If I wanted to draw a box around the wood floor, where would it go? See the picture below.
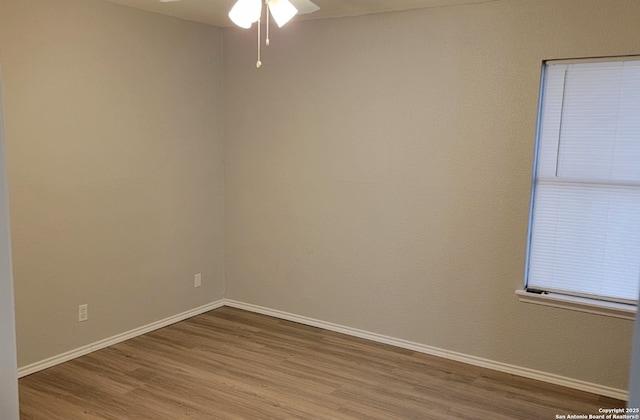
[19,307,624,419]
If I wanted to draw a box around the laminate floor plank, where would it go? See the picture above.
[19,306,625,419]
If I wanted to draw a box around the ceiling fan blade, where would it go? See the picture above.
[289,0,319,15]
[159,0,181,3]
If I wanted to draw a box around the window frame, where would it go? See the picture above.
[517,55,640,319]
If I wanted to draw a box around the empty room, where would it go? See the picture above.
[0,0,640,418]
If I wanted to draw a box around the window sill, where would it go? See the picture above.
[515,289,637,320]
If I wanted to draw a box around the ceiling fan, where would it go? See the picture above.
[159,0,320,68]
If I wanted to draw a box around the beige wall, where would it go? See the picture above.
[224,0,639,390]
[0,0,225,366]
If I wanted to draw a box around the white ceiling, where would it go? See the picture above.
[101,0,495,27]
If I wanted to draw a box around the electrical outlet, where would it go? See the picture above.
[78,304,88,322]
[194,273,202,288]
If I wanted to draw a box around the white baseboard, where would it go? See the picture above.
[223,299,629,401]
[18,298,629,401]
[17,300,224,378]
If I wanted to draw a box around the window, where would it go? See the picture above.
[520,57,640,318]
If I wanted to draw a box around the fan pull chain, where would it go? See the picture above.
[256,16,262,68]
[265,2,270,46]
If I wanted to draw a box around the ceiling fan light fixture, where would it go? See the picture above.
[289,0,320,15]
[228,0,262,29]
[268,0,298,28]
[225,0,318,67]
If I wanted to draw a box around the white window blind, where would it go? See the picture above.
[526,58,640,304]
